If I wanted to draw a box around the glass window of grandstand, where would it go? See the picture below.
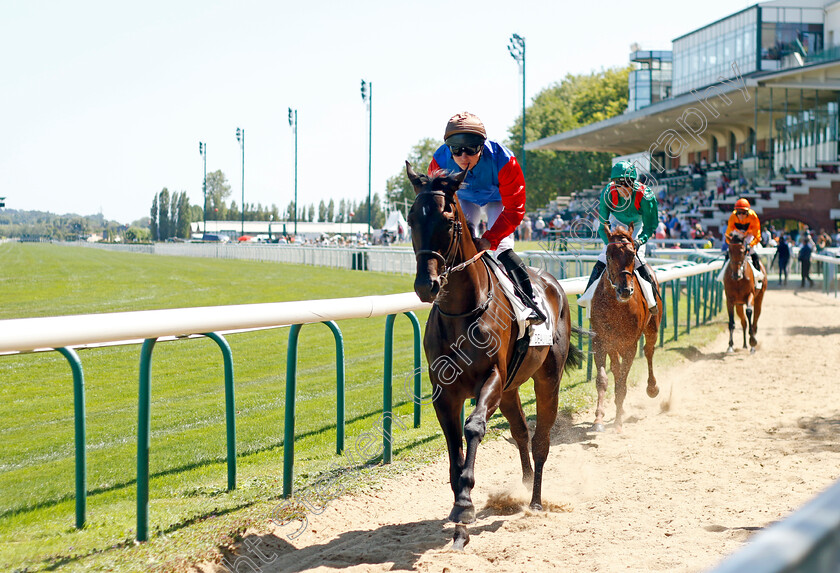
[760,6,823,70]
[672,7,757,96]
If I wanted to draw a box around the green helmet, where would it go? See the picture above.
[610,160,637,182]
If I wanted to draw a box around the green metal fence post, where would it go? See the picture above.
[673,278,680,341]
[403,311,422,428]
[202,332,237,490]
[659,281,666,348]
[686,275,692,335]
[57,347,86,530]
[283,324,302,498]
[322,321,346,454]
[694,274,701,327]
[383,314,396,464]
[137,338,157,542]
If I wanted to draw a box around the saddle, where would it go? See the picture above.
[482,254,553,389]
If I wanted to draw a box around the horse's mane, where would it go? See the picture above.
[729,233,745,244]
[608,226,633,242]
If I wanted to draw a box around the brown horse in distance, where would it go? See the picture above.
[590,225,661,432]
[723,233,767,353]
[405,162,582,528]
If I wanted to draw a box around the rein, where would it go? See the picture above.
[412,190,493,318]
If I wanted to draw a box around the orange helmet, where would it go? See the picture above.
[735,198,750,210]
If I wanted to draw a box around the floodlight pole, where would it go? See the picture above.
[199,142,207,235]
[361,79,372,239]
[288,108,298,236]
[508,33,526,182]
[236,128,245,237]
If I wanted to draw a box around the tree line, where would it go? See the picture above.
[150,170,388,241]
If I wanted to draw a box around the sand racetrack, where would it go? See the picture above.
[208,286,840,573]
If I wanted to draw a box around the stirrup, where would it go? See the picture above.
[527,309,546,326]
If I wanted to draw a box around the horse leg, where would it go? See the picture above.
[726,299,736,353]
[593,344,609,432]
[498,390,533,489]
[530,363,561,511]
[432,391,466,519]
[643,318,659,398]
[449,368,503,524]
[611,349,629,432]
[735,305,748,349]
[745,304,756,352]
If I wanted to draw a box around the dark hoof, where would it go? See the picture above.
[592,423,605,433]
[647,385,659,398]
[448,504,476,524]
[529,501,543,511]
[452,524,470,551]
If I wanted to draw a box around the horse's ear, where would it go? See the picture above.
[405,161,424,194]
[628,221,635,235]
[603,223,611,238]
[438,168,468,197]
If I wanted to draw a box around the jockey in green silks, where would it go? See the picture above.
[578,160,662,313]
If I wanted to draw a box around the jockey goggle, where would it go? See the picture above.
[612,177,634,188]
[735,209,748,216]
[448,144,483,157]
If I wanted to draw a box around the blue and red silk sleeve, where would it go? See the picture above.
[482,157,525,250]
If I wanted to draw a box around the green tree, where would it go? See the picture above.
[506,65,632,210]
[327,199,335,222]
[149,194,158,241]
[176,191,191,238]
[384,137,440,208]
[307,204,315,223]
[205,170,231,220]
[318,199,327,223]
[286,200,296,222]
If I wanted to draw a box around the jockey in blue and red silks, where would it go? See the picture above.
[428,111,545,325]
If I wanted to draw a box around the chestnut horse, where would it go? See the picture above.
[723,234,767,353]
[590,225,661,432]
[406,163,582,526]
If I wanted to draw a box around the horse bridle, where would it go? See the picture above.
[605,239,636,291]
[413,191,472,286]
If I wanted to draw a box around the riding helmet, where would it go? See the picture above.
[735,198,750,210]
[444,112,487,147]
[610,160,638,182]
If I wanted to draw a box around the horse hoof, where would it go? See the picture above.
[452,524,470,551]
[726,346,734,354]
[448,504,476,524]
[592,423,605,433]
[647,385,659,398]
[529,501,543,512]
[750,347,756,354]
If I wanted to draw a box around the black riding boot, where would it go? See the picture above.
[636,264,661,314]
[498,250,547,325]
[585,261,606,292]
[751,252,761,270]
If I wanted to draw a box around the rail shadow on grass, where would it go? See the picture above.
[1,400,431,520]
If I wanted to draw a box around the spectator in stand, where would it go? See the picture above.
[798,231,815,288]
[522,217,532,241]
[655,218,667,240]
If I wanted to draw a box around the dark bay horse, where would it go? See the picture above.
[406,162,582,526]
[590,225,661,432]
[723,234,767,353]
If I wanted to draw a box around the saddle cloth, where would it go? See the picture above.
[486,261,553,347]
[716,260,764,285]
[577,268,655,319]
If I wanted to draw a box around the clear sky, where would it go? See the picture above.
[1,0,754,225]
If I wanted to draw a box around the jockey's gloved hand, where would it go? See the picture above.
[633,238,642,250]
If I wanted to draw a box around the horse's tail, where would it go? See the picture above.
[564,324,588,372]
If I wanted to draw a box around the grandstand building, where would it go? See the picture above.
[528,0,840,234]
